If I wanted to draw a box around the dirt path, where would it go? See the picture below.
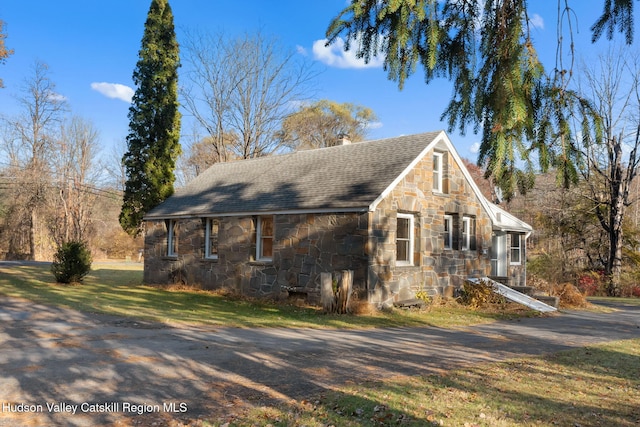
[1,297,639,426]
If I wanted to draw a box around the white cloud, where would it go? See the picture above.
[296,45,308,56]
[529,13,544,29]
[312,37,384,69]
[91,82,134,102]
[365,121,383,130]
[470,142,481,154]
[47,91,67,102]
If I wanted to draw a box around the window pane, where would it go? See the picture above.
[433,153,442,191]
[397,217,409,239]
[168,221,177,255]
[510,234,521,263]
[258,216,274,259]
[208,220,218,256]
[261,236,273,258]
[261,217,273,237]
[397,240,409,261]
[444,217,451,249]
[462,218,468,249]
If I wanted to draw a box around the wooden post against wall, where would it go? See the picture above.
[320,272,335,314]
[335,270,353,314]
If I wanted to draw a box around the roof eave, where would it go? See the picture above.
[143,206,370,221]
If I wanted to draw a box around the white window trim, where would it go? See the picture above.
[205,218,219,259]
[396,213,414,266]
[167,220,177,257]
[462,216,471,251]
[444,215,453,250]
[433,152,444,193]
[256,216,273,262]
[510,234,522,265]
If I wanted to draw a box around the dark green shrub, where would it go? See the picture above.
[51,241,93,284]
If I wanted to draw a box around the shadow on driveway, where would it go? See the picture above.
[0,296,638,426]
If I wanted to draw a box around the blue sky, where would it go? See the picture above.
[0,1,620,164]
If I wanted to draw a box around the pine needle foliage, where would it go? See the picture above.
[120,0,181,236]
[326,0,618,200]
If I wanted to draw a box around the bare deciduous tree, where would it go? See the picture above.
[0,61,67,259]
[575,46,640,295]
[181,30,317,161]
[48,116,101,245]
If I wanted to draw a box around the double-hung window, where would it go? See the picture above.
[257,216,274,261]
[510,233,522,265]
[433,152,444,193]
[396,213,414,266]
[205,219,219,259]
[443,215,453,250]
[167,220,178,257]
[462,216,476,251]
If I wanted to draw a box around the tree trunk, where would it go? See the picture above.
[607,202,624,297]
[28,209,36,261]
[606,141,625,297]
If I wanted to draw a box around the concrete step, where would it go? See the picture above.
[533,295,559,308]
[509,286,535,296]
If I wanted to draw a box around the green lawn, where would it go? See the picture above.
[232,338,640,427]
[0,261,542,329]
[2,262,638,426]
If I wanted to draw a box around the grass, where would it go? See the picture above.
[1,262,638,426]
[0,261,543,329]
[224,338,640,427]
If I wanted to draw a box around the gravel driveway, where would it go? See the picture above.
[1,296,639,426]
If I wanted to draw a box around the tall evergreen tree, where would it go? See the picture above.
[120,0,181,236]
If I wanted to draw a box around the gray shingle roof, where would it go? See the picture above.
[145,131,442,218]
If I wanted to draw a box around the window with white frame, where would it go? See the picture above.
[257,216,274,261]
[510,233,522,264]
[396,213,414,265]
[433,152,443,193]
[205,218,219,259]
[443,215,453,250]
[462,216,476,251]
[167,220,178,257]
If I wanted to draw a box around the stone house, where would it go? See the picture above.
[143,131,532,307]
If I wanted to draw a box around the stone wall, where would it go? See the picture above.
[144,213,369,303]
[368,148,493,307]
